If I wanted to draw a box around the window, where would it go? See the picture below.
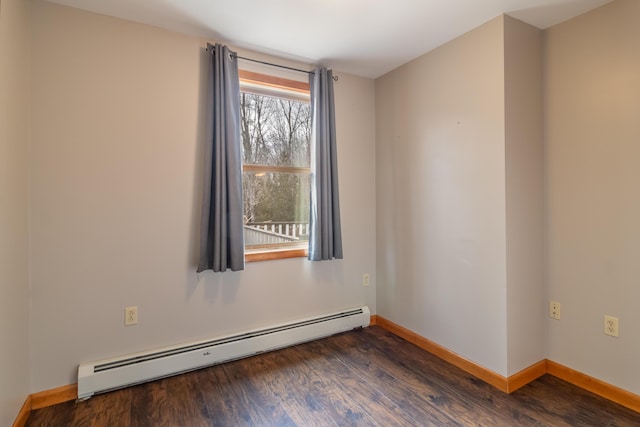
[239,71,311,262]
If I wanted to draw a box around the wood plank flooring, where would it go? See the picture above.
[26,326,640,426]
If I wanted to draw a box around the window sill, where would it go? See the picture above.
[245,248,308,263]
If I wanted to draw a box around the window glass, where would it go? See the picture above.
[240,82,311,254]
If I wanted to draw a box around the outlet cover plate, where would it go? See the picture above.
[363,273,370,287]
[549,301,561,320]
[604,315,619,337]
[125,306,138,326]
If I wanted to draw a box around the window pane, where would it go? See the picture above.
[240,86,311,253]
[240,92,311,168]
[243,171,310,248]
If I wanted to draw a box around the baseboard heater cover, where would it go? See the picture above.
[77,306,370,400]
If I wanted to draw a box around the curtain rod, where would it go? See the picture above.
[233,54,313,75]
[207,46,338,81]
[233,54,338,81]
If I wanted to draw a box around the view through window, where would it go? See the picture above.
[239,72,311,258]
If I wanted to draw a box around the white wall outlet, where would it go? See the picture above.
[549,301,561,320]
[362,273,370,287]
[125,306,138,326]
[604,315,619,337]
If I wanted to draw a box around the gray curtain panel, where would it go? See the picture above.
[197,43,245,272]
[308,67,343,261]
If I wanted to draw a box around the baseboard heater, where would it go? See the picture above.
[77,306,370,400]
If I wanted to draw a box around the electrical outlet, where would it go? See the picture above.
[362,273,370,287]
[549,301,561,320]
[125,306,138,326]
[604,315,619,337]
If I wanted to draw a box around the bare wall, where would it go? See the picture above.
[29,0,376,391]
[504,16,544,376]
[375,14,545,378]
[0,0,31,423]
[375,17,509,376]
[545,0,640,395]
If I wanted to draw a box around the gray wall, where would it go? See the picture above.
[376,15,545,378]
[0,0,31,424]
[545,0,640,395]
[376,0,639,395]
[504,15,545,375]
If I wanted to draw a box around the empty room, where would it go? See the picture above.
[2,0,639,425]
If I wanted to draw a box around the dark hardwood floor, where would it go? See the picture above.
[27,326,640,426]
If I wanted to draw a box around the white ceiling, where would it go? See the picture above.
[46,0,612,78]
